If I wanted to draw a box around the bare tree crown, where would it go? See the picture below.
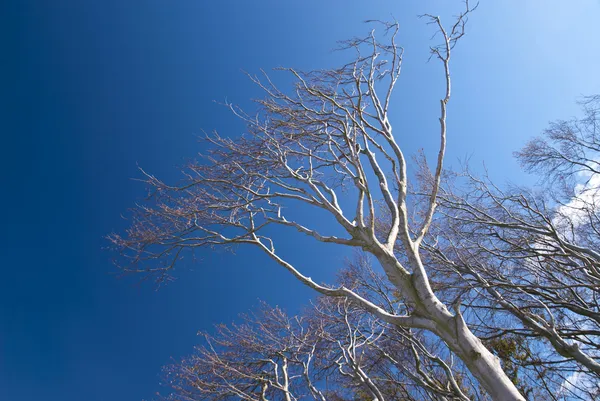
[112,3,537,400]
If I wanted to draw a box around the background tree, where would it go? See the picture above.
[111,3,527,399]
[161,261,481,401]
[420,96,600,400]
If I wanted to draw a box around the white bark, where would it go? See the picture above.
[113,4,529,400]
[372,249,525,401]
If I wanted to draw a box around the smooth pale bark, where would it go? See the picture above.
[435,312,525,401]
[373,250,526,401]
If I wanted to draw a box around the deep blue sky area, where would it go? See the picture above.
[1,1,599,400]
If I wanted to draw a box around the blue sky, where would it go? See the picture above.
[1,1,599,400]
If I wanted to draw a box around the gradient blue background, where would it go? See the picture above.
[1,1,599,400]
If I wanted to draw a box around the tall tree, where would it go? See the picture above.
[111,3,526,399]
[422,96,600,400]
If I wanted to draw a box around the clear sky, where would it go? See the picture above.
[1,1,599,400]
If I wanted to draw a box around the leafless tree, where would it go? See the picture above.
[161,261,480,401]
[421,96,600,400]
[161,304,325,401]
[320,256,482,401]
[111,3,527,399]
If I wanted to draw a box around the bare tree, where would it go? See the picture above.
[421,96,600,400]
[161,305,326,401]
[327,257,480,401]
[111,3,527,399]
[161,263,480,401]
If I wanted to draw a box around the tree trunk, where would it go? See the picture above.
[436,313,525,401]
[374,252,525,401]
